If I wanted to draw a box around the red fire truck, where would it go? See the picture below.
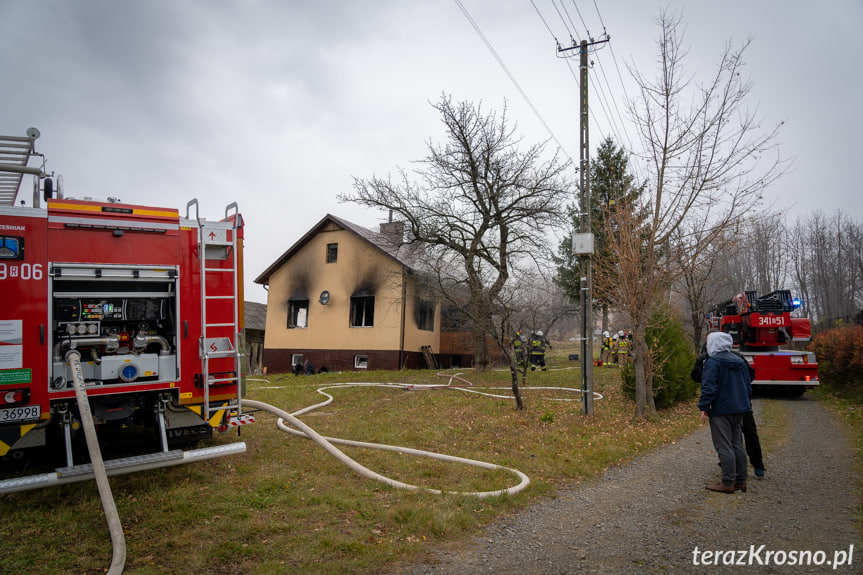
[0,129,251,492]
[706,289,818,394]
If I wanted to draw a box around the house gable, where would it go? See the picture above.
[258,214,443,372]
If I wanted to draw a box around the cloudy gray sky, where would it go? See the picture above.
[2,1,861,303]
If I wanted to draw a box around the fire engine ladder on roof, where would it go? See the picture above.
[186,199,244,425]
[0,132,40,207]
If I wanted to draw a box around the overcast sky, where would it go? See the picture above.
[2,1,861,304]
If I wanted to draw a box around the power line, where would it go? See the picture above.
[589,0,644,181]
[590,0,607,32]
[552,0,580,42]
[537,2,632,157]
[530,0,558,42]
[593,53,632,153]
[568,0,591,39]
[558,35,632,163]
[453,0,571,160]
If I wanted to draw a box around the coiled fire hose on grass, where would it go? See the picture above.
[243,375,601,498]
[66,350,126,575]
[242,395,530,498]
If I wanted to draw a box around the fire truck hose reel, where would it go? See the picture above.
[65,349,126,575]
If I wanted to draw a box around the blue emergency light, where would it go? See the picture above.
[0,236,21,259]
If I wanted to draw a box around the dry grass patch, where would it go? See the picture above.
[0,348,703,574]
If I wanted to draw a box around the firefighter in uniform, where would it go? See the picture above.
[512,330,526,367]
[529,330,550,371]
[600,331,611,364]
[617,330,631,363]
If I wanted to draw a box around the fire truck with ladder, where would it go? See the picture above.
[0,129,252,493]
[706,289,818,395]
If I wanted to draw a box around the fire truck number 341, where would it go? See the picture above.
[0,263,43,281]
[755,314,785,327]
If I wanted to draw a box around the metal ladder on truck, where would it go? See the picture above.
[186,199,251,428]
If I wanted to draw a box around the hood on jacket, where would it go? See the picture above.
[707,331,734,357]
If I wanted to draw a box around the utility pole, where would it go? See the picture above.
[558,35,609,415]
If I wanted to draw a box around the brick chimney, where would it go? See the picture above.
[379,221,405,246]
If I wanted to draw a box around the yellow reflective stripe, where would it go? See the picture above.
[59,203,102,212]
[135,208,178,218]
[55,203,177,218]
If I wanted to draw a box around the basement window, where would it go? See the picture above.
[354,355,368,369]
[350,295,375,327]
[326,243,338,263]
[288,299,309,328]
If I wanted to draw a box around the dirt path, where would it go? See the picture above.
[396,396,862,574]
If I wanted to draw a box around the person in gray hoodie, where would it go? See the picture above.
[691,341,765,478]
[698,331,753,493]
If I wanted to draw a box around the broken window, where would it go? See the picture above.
[350,295,374,327]
[326,243,338,263]
[416,298,435,331]
[288,299,309,328]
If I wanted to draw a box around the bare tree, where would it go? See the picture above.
[717,214,788,294]
[611,9,788,418]
[674,212,791,349]
[342,94,572,408]
[790,211,863,325]
[671,220,737,350]
[786,215,814,318]
[494,262,576,396]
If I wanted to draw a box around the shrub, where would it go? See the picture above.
[810,325,863,392]
[621,304,698,409]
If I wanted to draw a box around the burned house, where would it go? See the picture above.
[255,214,454,372]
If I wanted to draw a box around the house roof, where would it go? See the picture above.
[244,301,267,331]
[254,213,415,285]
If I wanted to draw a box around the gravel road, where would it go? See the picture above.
[396,395,862,574]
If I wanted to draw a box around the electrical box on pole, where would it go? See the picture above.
[572,232,594,254]
[558,33,609,415]
[578,38,594,415]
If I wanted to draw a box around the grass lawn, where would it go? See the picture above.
[0,343,705,574]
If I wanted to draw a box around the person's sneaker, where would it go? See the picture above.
[754,468,765,478]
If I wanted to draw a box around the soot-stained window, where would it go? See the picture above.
[326,243,338,263]
[288,299,309,328]
[416,299,435,331]
[350,295,375,327]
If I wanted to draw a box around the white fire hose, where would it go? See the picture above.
[242,394,530,498]
[243,376,604,497]
[52,367,591,572]
[66,350,126,575]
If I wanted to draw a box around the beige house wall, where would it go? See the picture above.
[402,280,441,352]
[263,226,440,356]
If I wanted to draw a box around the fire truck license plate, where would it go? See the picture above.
[0,406,40,423]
